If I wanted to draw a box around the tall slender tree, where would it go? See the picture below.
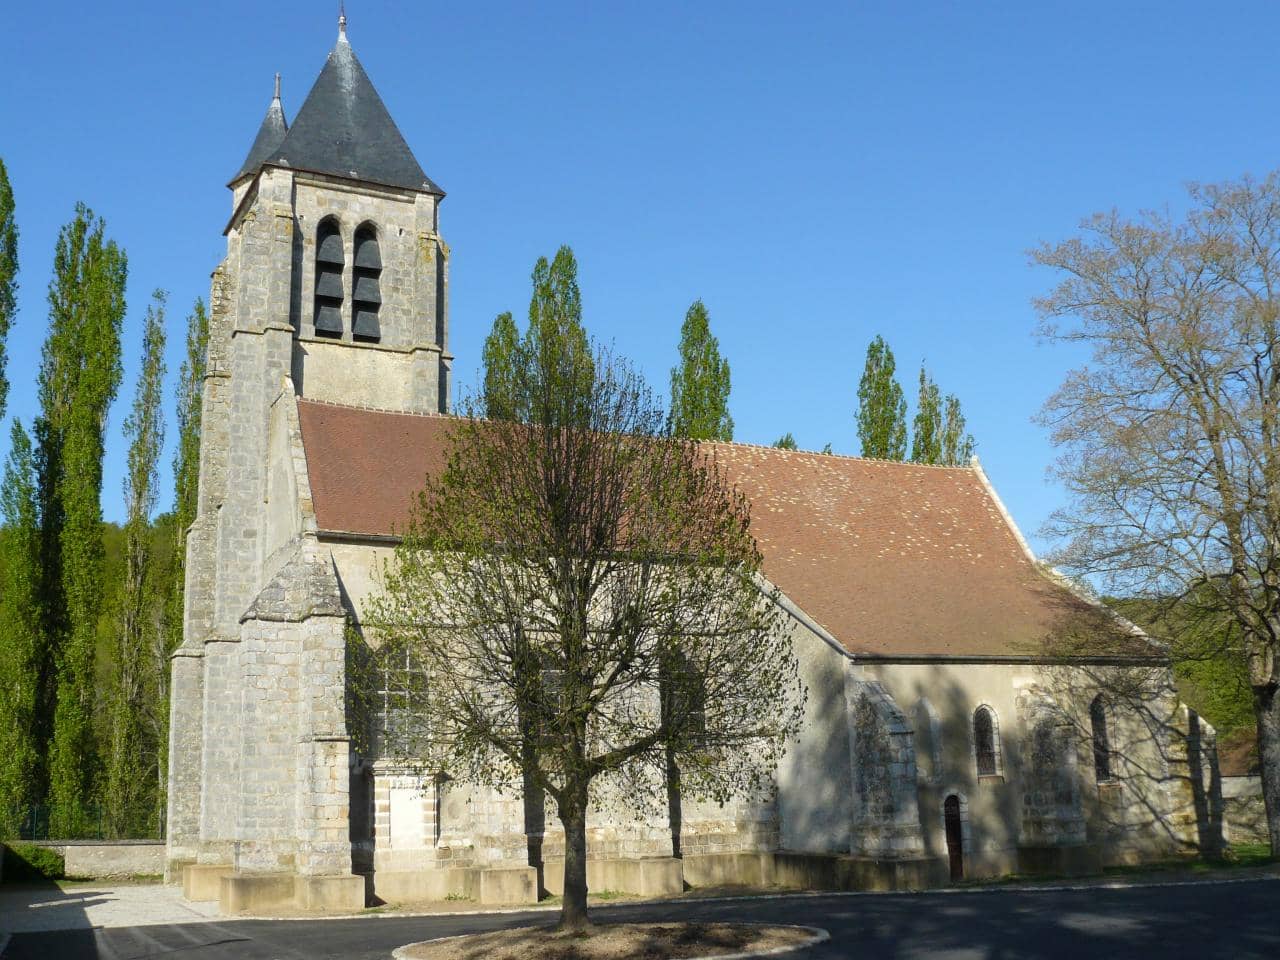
[0,157,17,421]
[772,433,798,450]
[0,422,43,835]
[669,300,733,441]
[157,297,208,823]
[39,203,127,836]
[855,335,907,460]
[524,246,593,413]
[941,394,975,466]
[910,365,943,464]
[104,291,166,837]
[481,311,520,420]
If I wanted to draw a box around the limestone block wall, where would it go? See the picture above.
[1015,685,1086,847]
[843,677,925,858]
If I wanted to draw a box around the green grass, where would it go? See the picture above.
[1102,842,1275,878]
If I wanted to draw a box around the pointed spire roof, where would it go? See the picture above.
[259,19,441,195]
[233,74,289,183]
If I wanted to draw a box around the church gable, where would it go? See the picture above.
[294,398,1143,660]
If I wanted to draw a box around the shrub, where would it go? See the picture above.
[2,843,65,882]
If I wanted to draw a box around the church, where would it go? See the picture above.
[166,17,1221,914]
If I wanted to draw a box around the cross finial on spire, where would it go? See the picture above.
[273,73,281,100]
[338,2,348,42]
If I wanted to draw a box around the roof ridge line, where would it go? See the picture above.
[701,439,976,469]
[297,396,462,420]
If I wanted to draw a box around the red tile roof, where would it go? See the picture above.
[296,399,1136,659]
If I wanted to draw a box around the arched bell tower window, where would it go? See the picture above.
[352,223,382,343]
[314,217,345,338]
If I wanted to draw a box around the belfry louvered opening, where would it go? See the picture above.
[314,218,345,338]
[352,224,382,342]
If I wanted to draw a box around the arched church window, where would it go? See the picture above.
[973,705,1001,778]
[314,217,345,338]
[352,223,382,342]
[1091,695,1113,783]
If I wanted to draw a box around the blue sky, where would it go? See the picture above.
[2,1,1278,552]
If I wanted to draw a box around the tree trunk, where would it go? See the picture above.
[558,785,591,931]
[666,743,683,859]
[1255,682,1280,858]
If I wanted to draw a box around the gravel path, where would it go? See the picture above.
[0,882,220,933]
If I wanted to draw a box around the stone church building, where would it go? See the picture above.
[167,20,1221,913]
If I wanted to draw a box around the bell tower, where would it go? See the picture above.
[165,14,449,901]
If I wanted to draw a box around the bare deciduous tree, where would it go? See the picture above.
[367,343,803,930]
[1033,172,1280,855]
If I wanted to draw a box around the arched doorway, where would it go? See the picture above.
[944,794,964,881]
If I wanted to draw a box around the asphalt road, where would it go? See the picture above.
[5,877,1278,960]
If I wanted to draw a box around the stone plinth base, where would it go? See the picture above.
[683,852,775,887]
[771,853,947,892]
[183,863,234,901]
[542,857,684,897]
[479,865,538,904]
[1016,844,1103,878]
[372,865,537,906]
[219,872,366,915]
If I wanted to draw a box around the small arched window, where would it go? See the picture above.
[1091,695,1113,783]
[352,223,382,342]
[973,705,1001,778]
[314,218,345,338]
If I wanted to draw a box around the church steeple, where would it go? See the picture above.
[254,23,441,194]
[231,74,288,184]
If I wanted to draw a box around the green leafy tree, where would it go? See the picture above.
[38,203,127,836]
[524,246,593,416]
[0,157,17,421]
[910,366,942,464]
[772,433,798,450]
[855,335,907,460]
[669,300,733,441]
[0,422,44,835]
[157,297,208,822]
[481,311,520,420]
[104,291,166,838]
[941,394,975,466]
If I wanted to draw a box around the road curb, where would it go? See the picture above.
[389,923,831,960]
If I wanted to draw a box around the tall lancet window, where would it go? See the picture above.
[352,223,382,342]
[314,217,345,338]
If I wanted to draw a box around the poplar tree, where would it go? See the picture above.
[481,311,520,420]
[158,298,208,819]
[855,335,907,460]
[669,300,733,441]
[524,246,593,413]
[0,157,16,421]
[39,203,127,836]
[910,365,942,464]
[941,394,975,466]
[104,292,166,837]
[773,433,798,450]
[0,422,43,835]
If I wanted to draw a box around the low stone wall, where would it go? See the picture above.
[26,840,165,879]
[1223,776,1268,844]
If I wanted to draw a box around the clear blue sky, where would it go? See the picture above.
[3,1,1278,552]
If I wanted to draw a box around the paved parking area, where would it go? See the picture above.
[0,882,219,933]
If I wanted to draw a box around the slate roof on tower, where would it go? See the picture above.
[232,78,289,184]
[294,399,1156,661]
[234,25,442,194]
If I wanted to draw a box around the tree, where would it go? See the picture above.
[855,335,907,460]
[38,203,127,836]
[910,366,942,464]
[157,297,208,823]
[0,422,44,835]
[773,433,798,450]
[941,394,975,466]
[482,311,520,420]
[104,291,166,837]
[670,300,733,441]
[0,157,17,421]
[368,335,803,930]
[1032,171,1280,856]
